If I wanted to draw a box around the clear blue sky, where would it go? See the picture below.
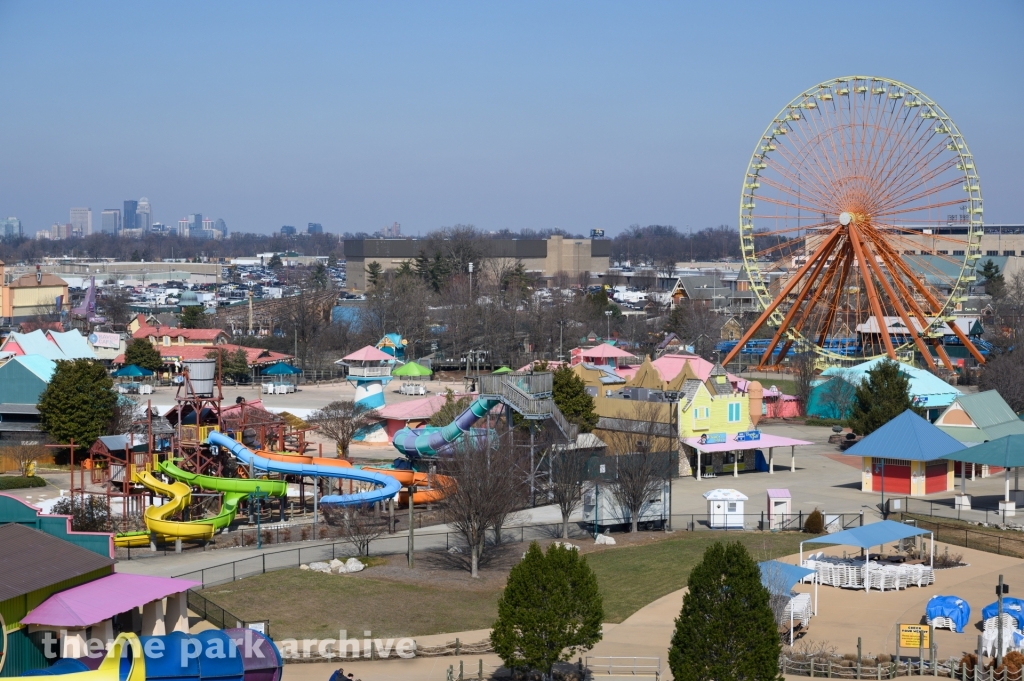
[0,0,1020,236]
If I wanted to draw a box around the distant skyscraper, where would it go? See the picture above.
[70,208,92,236]
[1,217,22,239]
[189,213,202,236]
[101,209,121,234]
[50,222,72,240]
[136,198,152,232]
[123,200,138,233]
[381,222,401,238]
[177,218,190,237]
[307,223,323,234]
[280,225,296,236]
[214,218,227,237]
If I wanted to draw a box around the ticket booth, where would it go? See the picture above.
[704,489,748,529]
[767,488,791,529]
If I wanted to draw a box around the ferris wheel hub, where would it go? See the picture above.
[839,212,852,226]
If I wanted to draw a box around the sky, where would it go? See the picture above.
[0,1,1020,237]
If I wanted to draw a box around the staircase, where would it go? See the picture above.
[549,401,580,443]
[479,372,580,443]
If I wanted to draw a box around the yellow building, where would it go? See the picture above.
[1,262,69,321]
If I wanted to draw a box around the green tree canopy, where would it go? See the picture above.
[38,359,118,461]
[267,253,283,269]
[669,541,781,681]
[979,259,1005,299]
[124,338,163,372]
[847,359,918,435]
[206,347,251,383]
[491,542,603,678]
[552,365,598,433]
[179,305,206,329]
[367,261,383,288]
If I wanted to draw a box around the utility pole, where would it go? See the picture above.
[408,486,416,568]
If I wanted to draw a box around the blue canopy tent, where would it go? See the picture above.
[801,520,934,592]
[942,434,1024,513]
[760,560,817,643]
[112,364,154,378]
[262,362,302,376]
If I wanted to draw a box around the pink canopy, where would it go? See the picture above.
[342,345,393,362]
[21,573,200,627]
[376,394,452,420]
[683,432,812,453]
[580,343,634,359]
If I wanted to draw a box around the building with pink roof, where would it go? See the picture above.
[338,345,395,410]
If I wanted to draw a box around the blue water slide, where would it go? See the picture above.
[206,431,401,507]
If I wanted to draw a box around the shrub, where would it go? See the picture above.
[51,496,112,532]
[0,476,47,490]
[804,509,825,534]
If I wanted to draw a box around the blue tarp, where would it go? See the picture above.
[803,520,930,549]
[261,362,301,375]
[982,598,1024,628]
[926,595,971,633]
[759,560,815,594]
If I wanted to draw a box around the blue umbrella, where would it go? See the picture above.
[112,364,154,378]
[262,362,302,376]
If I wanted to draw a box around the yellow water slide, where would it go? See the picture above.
[113,471,216,548]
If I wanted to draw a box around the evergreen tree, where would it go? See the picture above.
[552,366,598,433]
[38,360,118,461]
[847,359,918,435]
[979,259,1005,299]
[267,253,283,270]
[179,305,205,329]
[366,261,383,288]
[429,388,472,427]
[491,542,603,678]
[669,542,781,681]
[124,338,163,372]
[206,347,251,383]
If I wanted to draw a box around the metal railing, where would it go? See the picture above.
[779,656,998,679]
[586,656,662,678]
[347,366,392,377]
[550,401,580,442]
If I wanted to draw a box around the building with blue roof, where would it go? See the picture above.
[0,355,57,403]
[843,410,965,496]
[807,358,961,422]
[0,328,95,362]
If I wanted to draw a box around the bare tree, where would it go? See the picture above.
[436,436,525,577]
[547,445,591,538]
[606,404,672,532]
[322,502,388,556]
[790,351,817,415]
[108,394,145,435]
[5,445,50,476]
[309,400,377,458]
[979,349,1024,413]
[817,370,857,420]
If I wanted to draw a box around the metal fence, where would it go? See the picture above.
[903,515,1024,558]
[780,656,1004,679]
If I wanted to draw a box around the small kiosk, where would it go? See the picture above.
[766,488,792,529]
[704,489,748,529]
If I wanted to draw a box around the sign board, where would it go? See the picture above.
[898,624,929,648]
[701,433,727,445]
[90,332,121,349]
[590,229,605,238]
[735,430,761,442]
[247,622,266,635]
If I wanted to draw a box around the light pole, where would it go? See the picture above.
[604,310,612,341]
[875,460,886,517]
[558,320,564,361]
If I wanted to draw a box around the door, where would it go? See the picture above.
[925,461,949,495]
[871,460,911,494]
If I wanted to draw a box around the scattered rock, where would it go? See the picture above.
[345,558,365,573]
[329,558,345,569]
[308,561,332,574]
[332,564,349,574]
[552,541,578,551]
[299,564,309,571]
[595,534,616,546]
[448,546,463,554]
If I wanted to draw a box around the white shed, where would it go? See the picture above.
[704,488,748,529]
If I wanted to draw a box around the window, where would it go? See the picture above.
[953,250,964,256]
[694,407,709,420]
[937,250,948,255]
[1005,251,1016,256]
[727,502,737,512]
[920,250,932,255]
[903,250,916,255]
[163,336,170,346]
[728,402,741,422]
[987,251,999,256]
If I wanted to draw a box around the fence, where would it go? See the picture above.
[780,656,1013,679]
[184,589,269,635]
[900,496,1023,526]
[904,515,1024,559]
[587,656,662,678]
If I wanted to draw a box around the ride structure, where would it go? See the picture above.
[723,76,986,371]
[339,345,394,411]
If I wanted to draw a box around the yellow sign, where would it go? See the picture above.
[899,624,930,648]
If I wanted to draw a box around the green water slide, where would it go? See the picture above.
[157,460,287,531]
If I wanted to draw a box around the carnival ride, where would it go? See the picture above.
[722,76,986,371]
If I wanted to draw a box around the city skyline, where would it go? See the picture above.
[0,1,1020,236]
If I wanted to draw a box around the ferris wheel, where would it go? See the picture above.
[723,76,986,371]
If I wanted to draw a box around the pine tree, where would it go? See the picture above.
[124,338,163,372]
[847,359,918,435]
[979,259,1005,299]
[38,359,118,461]
[366,261,383,288]
[491,542,603,678]
[429,388,472,427]
[669,542,781,681]
[552,366,598,433]
[180,305,205,329]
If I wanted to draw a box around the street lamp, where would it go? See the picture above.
[248,486,270,549]
[604,310,612,341]
[874,460,886,518]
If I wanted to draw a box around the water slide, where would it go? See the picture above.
[208,431,402,507]
[157,460,287,527]
[391,397,499,458]
[113,471,217,548]
[16,630,282,681]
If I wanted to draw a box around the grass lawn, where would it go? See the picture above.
[200,531,808,639]
[586,531,807,622]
